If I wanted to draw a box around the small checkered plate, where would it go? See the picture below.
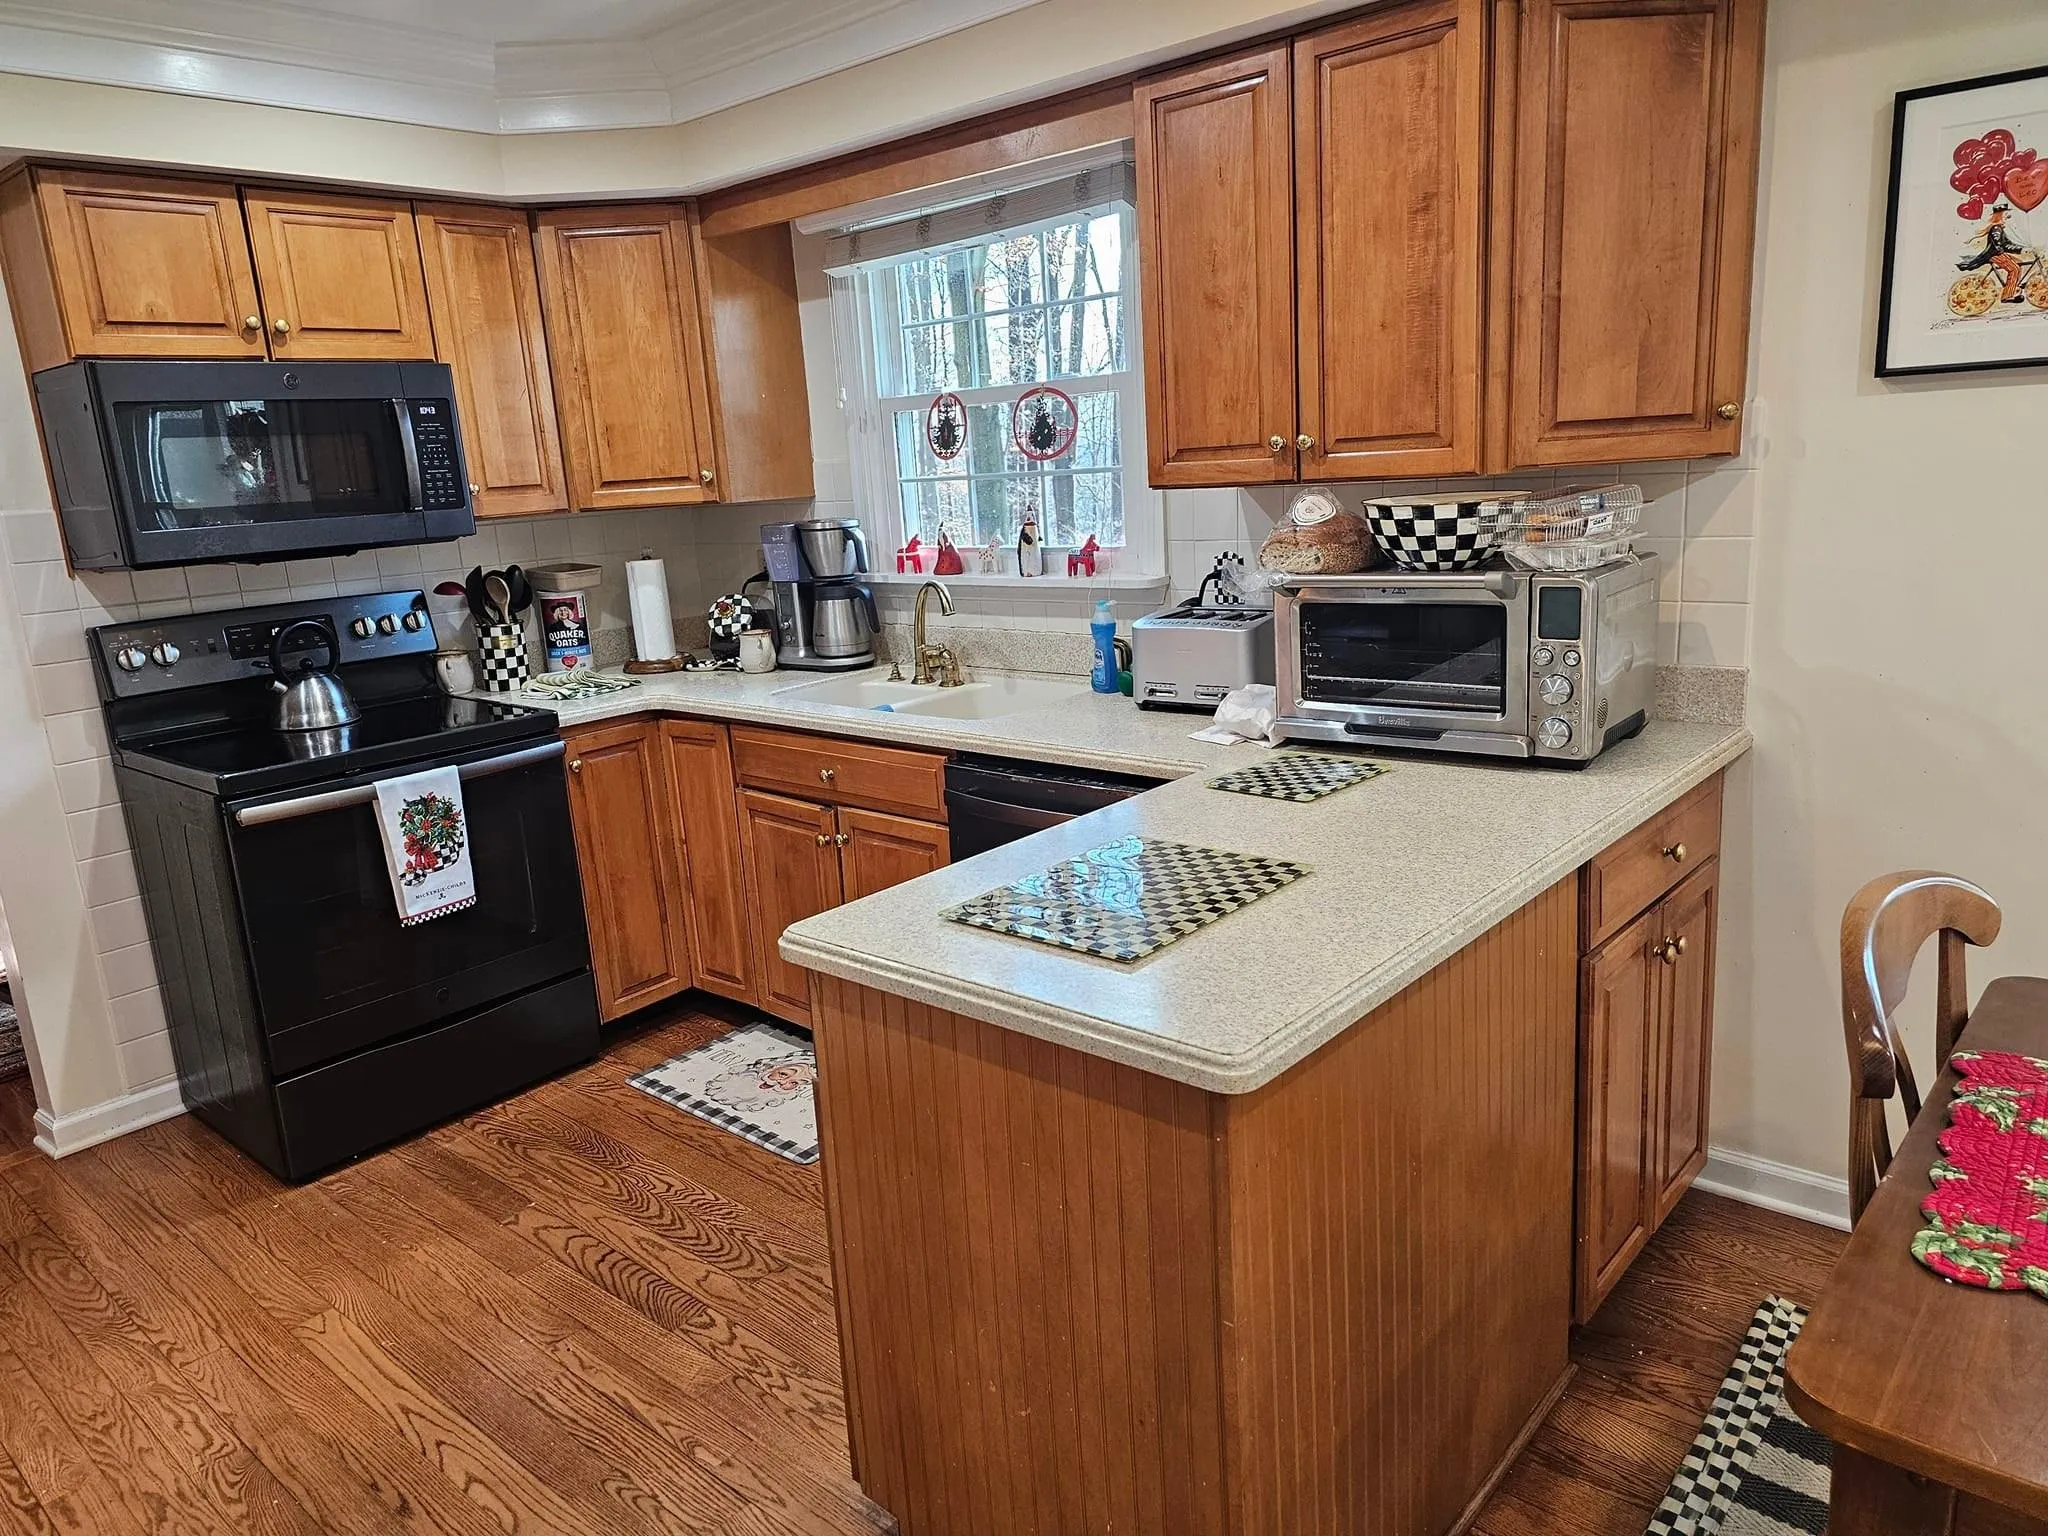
[1207,752,1390,803]
[942,834,1310,964]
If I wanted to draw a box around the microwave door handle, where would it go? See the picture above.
[232,740,565,828]
[391,398,424,513]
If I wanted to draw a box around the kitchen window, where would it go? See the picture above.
[826,163,1161,579]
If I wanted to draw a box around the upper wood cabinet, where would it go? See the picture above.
[533,204,720,513]
[1295,0,1487,479]
[414,203,568,519]
[241,190,435,360]
[697,224,815,505]
[0,168,266,370]
[1504,0,1765,464]
[1134,45,1299,487]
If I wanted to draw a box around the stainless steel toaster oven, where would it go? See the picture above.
[1272,557,1658,763]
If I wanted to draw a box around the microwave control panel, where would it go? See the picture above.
[407,399,467,511]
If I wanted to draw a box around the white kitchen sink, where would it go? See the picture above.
[772,673,1086,720]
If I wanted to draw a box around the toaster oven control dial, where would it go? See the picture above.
[1538,673,1574,706]
[1537,715,1574,751]
[114,645,148,673]
[1531,644,1554,667]
[1563,649,1581,668]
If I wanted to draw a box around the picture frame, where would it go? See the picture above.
[1877,63,2048,378]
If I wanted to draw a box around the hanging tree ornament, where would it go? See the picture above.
[1012,385,1078,462]
[925,392,966,461]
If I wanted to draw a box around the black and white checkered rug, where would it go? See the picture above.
[1647,1296,1830,1536]
[627,1022,819,1165]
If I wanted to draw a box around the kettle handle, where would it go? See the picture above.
[855,583,879,634]
[270,617,336,681]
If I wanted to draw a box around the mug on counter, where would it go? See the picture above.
[737,630,777,673]
[435,647,477,695]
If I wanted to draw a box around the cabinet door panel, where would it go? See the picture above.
[1296,0,1485,478]
[661,718,757,1007]
[740,790,841,1028]
[415,203,567,519]
[837,808,949,904]
[1653,859,1719,1225]
[564,721,691,1021]
[242,190,435,360]
[1508,0,1764,465]
[1575,904,1661,1323]
[534,205,718,511]
[1134,46,1297,487]
[30,169,265,361]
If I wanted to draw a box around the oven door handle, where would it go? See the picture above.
[391,398,425,513]
[232,740,565,828]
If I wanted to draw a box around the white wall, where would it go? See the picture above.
[1710,0,2048,1192]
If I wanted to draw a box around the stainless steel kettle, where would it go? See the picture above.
[270,617,361,732]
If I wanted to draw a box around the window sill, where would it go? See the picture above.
[865,569,1168,591]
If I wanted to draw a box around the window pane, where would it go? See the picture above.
[1042,214,1123,300]
[975,234,1046,312]
[903,478,970,544]
[1047,297,1125,378]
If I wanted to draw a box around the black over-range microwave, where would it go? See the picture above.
[34,359,475,570]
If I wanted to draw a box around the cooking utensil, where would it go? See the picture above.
[433,581,468,599]
[464,567,490,623]
[504,565,533,616]
[268,618,360,732]
[485,571,513,625]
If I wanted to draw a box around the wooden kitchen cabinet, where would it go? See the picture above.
[240,189,435,360]
[0,167,267,370]
[563,720,693,1022]
[1653,860,1719,1225]
[740,789,844,1028]
[1294,0,1488,479]
[659,718,757,1007]
[837,807,950,902]
[533,203,720,512]
[1134,45,1298,487]
[1504,0,1765,465]
[414,202,567,519]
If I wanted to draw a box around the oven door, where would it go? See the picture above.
[1276,576,1530,754]
[224,738,591,1078]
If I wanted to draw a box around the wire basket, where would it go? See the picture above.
[1498,484,1644,571]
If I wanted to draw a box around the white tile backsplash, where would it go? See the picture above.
[1678,537,1754,604]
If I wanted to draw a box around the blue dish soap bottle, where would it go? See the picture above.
[1091,599,1118,694]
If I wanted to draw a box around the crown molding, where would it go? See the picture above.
[0,0,1049,135]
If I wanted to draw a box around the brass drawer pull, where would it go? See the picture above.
[1664,842,1688,863]
[568,758,582,774]
[819,767,836,783]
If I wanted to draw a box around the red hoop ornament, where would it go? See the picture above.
[925,393,967,461]
[1012,385,1078,462]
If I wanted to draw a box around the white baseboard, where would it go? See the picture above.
[1696,1145,1851,1232]
[33,1080,186,1158]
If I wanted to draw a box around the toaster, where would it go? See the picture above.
[1129,601,1275,710]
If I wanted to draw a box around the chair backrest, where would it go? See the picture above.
[1839,870,2002,1225]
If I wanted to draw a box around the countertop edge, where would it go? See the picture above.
[783,726,1755,1094]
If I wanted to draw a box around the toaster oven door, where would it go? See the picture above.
[1277,580,1529,745]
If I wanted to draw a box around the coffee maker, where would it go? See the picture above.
[761,518,880,671]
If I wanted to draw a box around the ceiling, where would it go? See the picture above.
[0,0,1048,134]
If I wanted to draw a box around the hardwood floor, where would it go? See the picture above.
[0,1003,1844,1536]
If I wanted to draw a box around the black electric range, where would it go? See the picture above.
[94,590,598,1182]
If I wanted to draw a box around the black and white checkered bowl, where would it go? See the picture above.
[1363,499,1510,572]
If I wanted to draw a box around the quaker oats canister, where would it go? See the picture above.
[529,561,603,673]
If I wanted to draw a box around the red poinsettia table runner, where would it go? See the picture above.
[1912,1049,2048,1296]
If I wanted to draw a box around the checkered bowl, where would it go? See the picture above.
[1363,499,1513,572]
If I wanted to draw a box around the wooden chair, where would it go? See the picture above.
[1840,871,2002,1226]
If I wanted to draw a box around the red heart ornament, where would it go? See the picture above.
[2007,160,2048,211]
[1961,198,1986,220]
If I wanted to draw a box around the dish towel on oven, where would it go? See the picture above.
[372,765,477,926]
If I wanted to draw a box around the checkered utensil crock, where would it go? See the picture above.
[477,621,530,692]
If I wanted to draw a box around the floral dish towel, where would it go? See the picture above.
[372,765,477,926]
[1913,1049,2048,1297]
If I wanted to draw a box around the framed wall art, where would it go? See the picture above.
[1878,64,2048,377]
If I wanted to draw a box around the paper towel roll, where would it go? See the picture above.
[626,558,678,662]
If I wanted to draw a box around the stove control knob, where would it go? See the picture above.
[349,617,375,639]
[1537,715,1574,751]
[114,645,148,673]
[1531,644,1554,667]
[376,614,398,636]
[401,611,425,632]
[148,641,180,668]
[1538,672,1574,706]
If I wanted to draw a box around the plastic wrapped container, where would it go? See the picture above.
[1498,484,1644,571]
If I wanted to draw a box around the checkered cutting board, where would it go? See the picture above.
[942,834,1310,964]
[1208,752,1390,803]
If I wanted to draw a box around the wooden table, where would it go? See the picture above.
[1787,977,2048,1536]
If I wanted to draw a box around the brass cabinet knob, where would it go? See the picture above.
[272,318,290,335]
[819,766,835,782]
[834,832,849,847]
[1716,401,1741,420]
[699,467,715,484]
[242,314,261,331]
[568,758,582,774]
[1657,939,1679,965]
[1673,934,1689,956]
[468,482,480,496]
[1268,434,1286,453]
[814,832,831,847]
[1664,842,1688,863]
[1295,433,1315,452]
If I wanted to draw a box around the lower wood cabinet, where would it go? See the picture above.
[562,718,693,1021]
[837,807,949,903]
[739,789,843,1027]
[659,718,756,1007]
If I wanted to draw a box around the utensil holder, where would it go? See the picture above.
[477,621,530,693]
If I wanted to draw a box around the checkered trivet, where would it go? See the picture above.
[942,834,1309,964]
[1208,753,1389,803]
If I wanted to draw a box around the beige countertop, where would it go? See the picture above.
[513,661,1748,1096]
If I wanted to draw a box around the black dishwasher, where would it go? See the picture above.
[943,754,1161,861]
